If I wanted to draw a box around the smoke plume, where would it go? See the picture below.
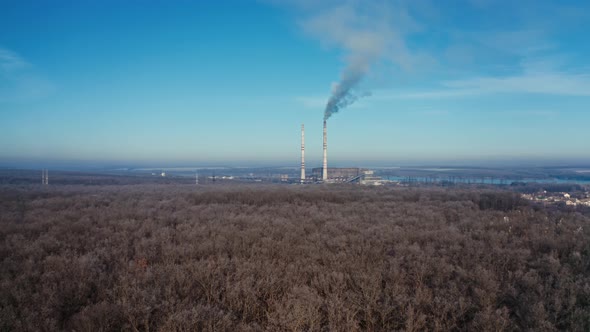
[299,1,418,120]
[325,65,372,120]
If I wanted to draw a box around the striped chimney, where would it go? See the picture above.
[322,120,328,181]
[301,124,305,183]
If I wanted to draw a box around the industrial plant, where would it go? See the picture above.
[299,121,383,185]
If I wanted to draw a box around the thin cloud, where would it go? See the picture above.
[374,89,480,100]
[442,71,590,96]
[281,0,590,105]
[0,47,54,103]
[479,29,556,56]
[418,109,449,116]
[374,67,590,100]
[295,96,326,109]
[0,48,29,71]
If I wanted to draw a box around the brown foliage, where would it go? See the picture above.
[0,184,589,331]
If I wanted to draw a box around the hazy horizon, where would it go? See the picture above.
[2,1,589,165]
[2,156,590,171]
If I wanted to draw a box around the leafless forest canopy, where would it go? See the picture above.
[1,183,589,331]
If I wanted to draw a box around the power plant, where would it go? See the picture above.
[294,120,381,185]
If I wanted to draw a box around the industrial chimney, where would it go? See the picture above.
[301,124,305,183]
[322,120,328,181]
[42,169,48,185]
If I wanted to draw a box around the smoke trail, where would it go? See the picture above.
[324,65,369,120]
[297,1,417,120]
[300,4,388,120]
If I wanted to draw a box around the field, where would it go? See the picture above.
[1,183,589,331]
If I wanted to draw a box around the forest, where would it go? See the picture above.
[1,183,589,331]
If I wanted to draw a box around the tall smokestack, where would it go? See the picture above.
[300,124,305,183]
[322,120,328,181]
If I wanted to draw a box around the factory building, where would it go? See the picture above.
[360,170,383,185]
[311,167,363,182]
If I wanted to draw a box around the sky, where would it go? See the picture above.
[1,0,589,168]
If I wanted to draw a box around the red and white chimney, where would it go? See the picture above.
[322,120,328,181]
[300,124,305,183]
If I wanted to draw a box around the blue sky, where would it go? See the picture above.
[1,0,589,168]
